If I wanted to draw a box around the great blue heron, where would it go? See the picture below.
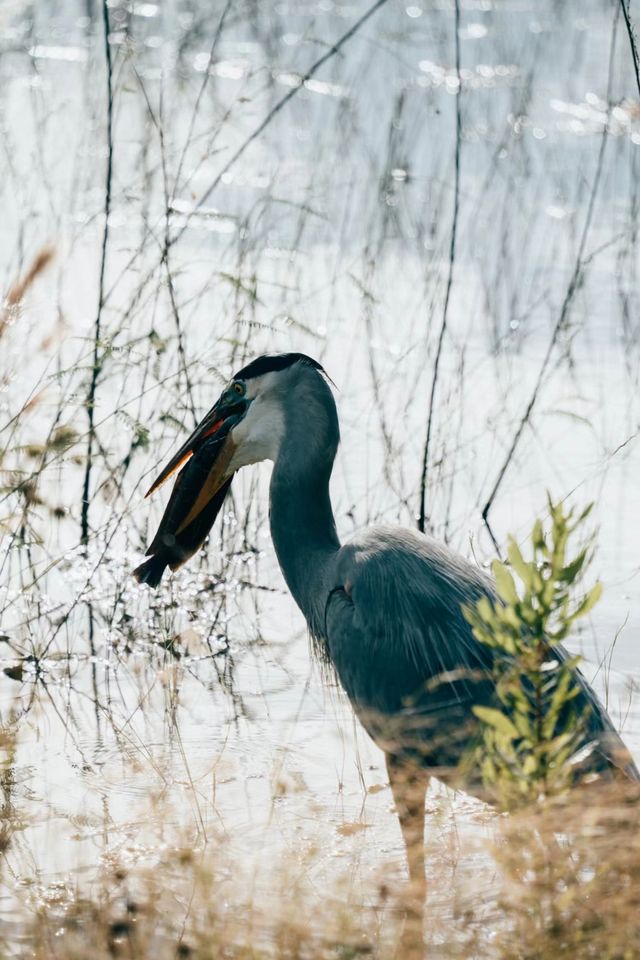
[134,352,639,884]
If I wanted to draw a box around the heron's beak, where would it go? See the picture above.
[144,395,247,501]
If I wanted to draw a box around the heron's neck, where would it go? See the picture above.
[269,406,340,639]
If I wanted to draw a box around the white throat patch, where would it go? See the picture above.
[227,371,285,471]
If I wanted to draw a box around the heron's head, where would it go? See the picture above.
[144,352,334,507]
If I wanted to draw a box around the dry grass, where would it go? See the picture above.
[0,246,54,341]
[5,780,639,960]
[494,782,640,960]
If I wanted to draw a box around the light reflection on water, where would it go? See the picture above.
[0,0,639,946]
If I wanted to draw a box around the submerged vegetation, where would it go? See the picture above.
[1,0,639,957]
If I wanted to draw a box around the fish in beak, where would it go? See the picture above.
[133,392,248,588]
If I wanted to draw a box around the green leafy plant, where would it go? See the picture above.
[464,498,603,809]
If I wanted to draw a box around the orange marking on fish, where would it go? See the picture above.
[144,416,226,499]
[144,450,193,498]
[175,437,235,534]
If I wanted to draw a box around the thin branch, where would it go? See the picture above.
[95,0,390,371]
[172,0,234,199]
[134,67,198,425]
[620,0,640,98]
[418,0,461,533]
[480,6,620,552]
[171,0,391,243]
[80,0,113,547]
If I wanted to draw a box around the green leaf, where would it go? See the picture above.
[492,560,519,605]
[499,605,523,633]
[506,538,534,589]
[472,706,519,740]
[513,711,533,740]
[570,581,603,621]
[532,518,545,551]
[476,596,496,623]
[576,502,595,525]
[558,547,588,584]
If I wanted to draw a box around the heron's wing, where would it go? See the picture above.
[323,525,639,784]
[323,527,497,779]
[554,645,640,780]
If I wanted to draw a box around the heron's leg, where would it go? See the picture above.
[385,752,428,890]
[386,753,428,958]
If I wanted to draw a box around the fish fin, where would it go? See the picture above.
[133,555,168,589]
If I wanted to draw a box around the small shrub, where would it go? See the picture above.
[464,497,603,809]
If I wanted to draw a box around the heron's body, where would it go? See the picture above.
[136,353,639,885]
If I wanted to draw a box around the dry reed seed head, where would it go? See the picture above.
[1,246,55,333]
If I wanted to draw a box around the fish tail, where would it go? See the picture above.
[133,554,168,589]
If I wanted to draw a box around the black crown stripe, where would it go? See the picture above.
[233,352,327,382]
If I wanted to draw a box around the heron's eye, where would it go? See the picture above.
[232,381,246,397]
